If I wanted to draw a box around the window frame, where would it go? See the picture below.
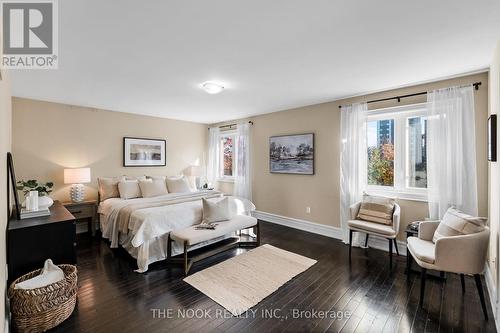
[217,130,237,182]
[365,103,428,201]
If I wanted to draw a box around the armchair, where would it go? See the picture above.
[348,201,401,269]
[407,221,490,319]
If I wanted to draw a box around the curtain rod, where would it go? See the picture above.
[208,120,254,130]
[338,81,481,109]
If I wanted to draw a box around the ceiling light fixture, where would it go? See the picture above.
[201,81,224,94]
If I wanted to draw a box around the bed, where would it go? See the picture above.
[98,190,255,272]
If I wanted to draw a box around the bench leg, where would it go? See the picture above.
[184,241,189,275]
[256,221,261,246]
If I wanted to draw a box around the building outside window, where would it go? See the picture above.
[366,103,427,200]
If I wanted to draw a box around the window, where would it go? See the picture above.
[365,103,427,200]
[367,119,395,186]
[219,132,235,180]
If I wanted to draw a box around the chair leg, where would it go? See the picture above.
[348,230,353,261]
[388,238,393,270]
[364,234,369,247]
[460,274,466,293]
[419,268,427,308]
[393,239,399,256]
[406,249,412,281]
[474,274,489,320]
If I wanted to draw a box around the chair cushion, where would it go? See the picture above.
[356,193,395,225]
[432,207,487,243]
[171,215,257,246]
[348,219,396,236]
[407,236,435,264]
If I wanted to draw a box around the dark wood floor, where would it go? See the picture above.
[51,221,496,333]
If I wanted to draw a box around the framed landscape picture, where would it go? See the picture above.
[270,133,314,175]
[123,137,166,167]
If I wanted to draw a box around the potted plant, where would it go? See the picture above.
[16,179,54,208]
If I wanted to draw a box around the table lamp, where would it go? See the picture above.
[64,168,91,202]
[185,165,202,189]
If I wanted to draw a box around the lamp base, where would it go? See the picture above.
[70,184,85,203]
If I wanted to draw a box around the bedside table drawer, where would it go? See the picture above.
[66,205,95,219]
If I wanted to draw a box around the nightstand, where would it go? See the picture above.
[8,201,76,283]
[63,200,97,236]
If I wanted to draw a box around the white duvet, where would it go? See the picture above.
[99,191,256,272]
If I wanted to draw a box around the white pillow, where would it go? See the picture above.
[166,176,192,193]
[118,180,142,199]
[139,179,168,198]
[98,176,126,201]
[148,175,166,181]
[433,207,486,243]
[202,197,231,224]
[15,259,64,290]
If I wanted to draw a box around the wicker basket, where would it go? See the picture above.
[8,264,78,333]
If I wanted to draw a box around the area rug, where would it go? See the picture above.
[183,244,317,316]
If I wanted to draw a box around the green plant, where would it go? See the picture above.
[16,179,54,196]
[367,143,394,186]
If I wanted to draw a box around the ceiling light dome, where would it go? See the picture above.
[202,81,224,94]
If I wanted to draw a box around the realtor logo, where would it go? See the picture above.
[1,0,58,69]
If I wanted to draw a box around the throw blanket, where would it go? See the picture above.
[115,192,222,234]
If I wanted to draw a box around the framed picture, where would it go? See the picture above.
[270,133,314,175]
[123,137,166,167]
[488,115,497,162]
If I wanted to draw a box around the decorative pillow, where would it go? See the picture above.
[202,197,231,224]
[432,207,487,243]
[356,193,395,225]
[148,175,166,181]
[126,175,147,181]
[98,176,126,201]
[139,179,168,198]
[15,259,64,290]
[166,176,192,193]
[118,180,142,199]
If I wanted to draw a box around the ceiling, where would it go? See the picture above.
[10,0,500,124]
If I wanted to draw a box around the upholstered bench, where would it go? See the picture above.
[168,215,260,275]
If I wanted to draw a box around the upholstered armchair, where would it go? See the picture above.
[348,201,401,269]
[407,221,490,319]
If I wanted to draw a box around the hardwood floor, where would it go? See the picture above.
[51,221,496,333]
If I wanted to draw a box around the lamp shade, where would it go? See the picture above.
[64,168,91,184]
[185,165,202,177]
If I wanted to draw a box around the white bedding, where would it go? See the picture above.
[99,191,256,272]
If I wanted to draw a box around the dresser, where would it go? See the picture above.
[7,201,76,283]
[63,200,98,236]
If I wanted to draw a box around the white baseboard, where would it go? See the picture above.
[252,210,407,256]
[484,264,499,330]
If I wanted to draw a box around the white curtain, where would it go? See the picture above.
[427,85,478,219]
[234,122,252,199]
[207,127,220,188]
[340,103,368,245]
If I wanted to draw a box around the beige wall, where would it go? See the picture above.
[216,72,489,240]
[12,98,208,202]
[0,71,12,331]
[488,41,500,289]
